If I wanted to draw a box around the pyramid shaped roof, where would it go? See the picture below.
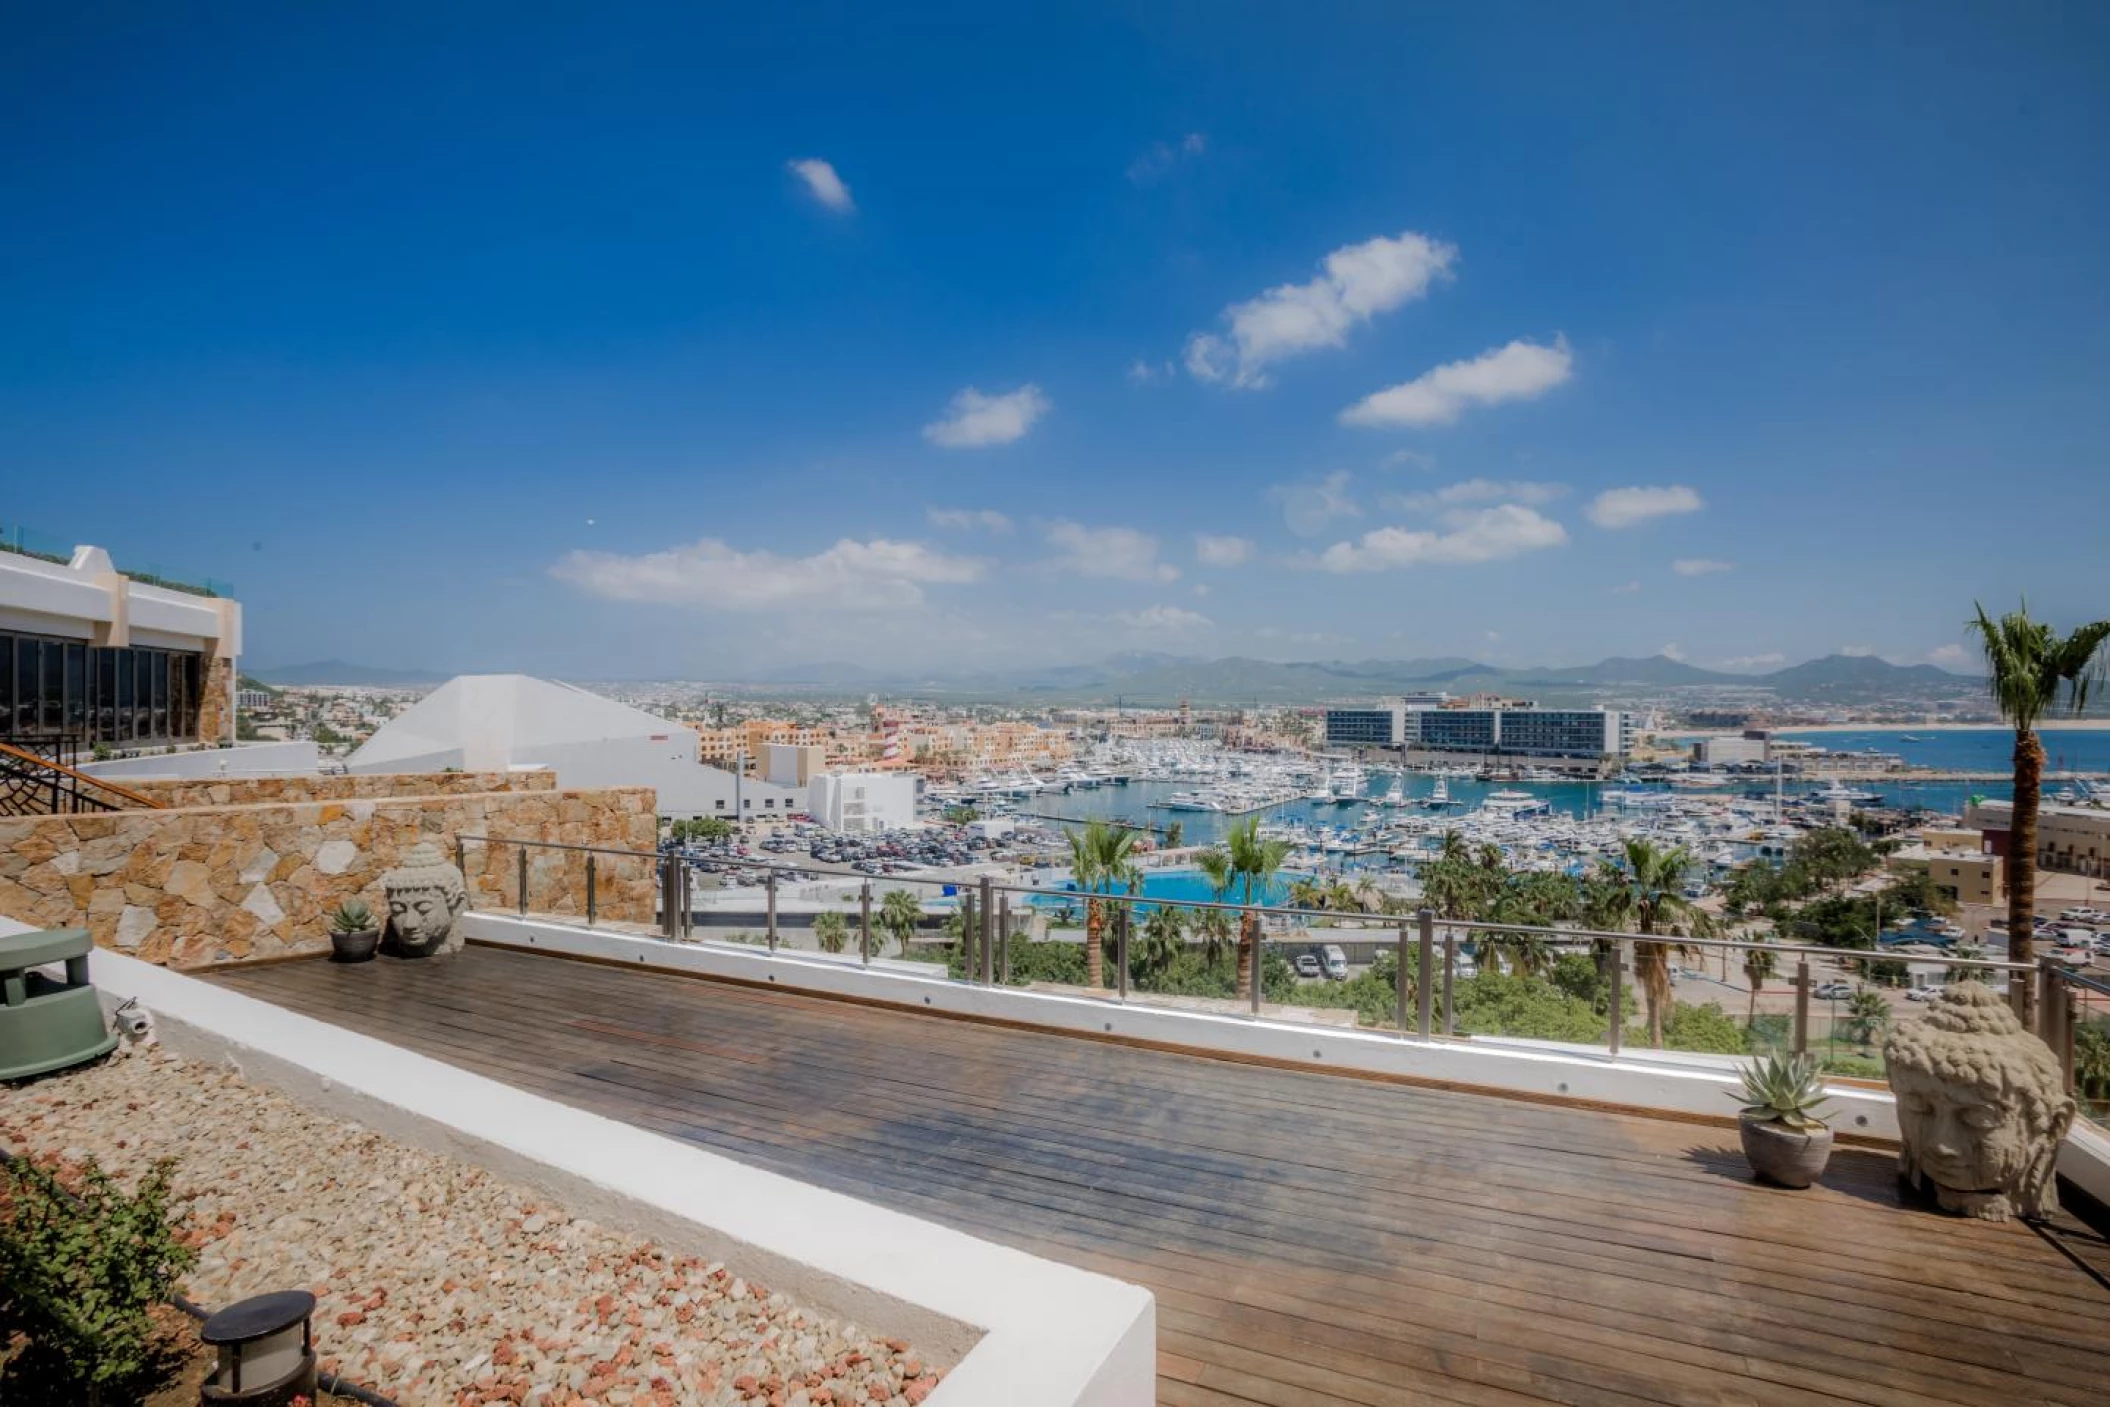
[347,674,683,773]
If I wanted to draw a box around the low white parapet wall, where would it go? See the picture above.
[90,951,1155,1407]
[465,911,1904,1139]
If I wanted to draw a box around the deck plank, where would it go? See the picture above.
[211,947,2110,1407]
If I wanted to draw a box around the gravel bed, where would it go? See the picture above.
[1,1046,943,1406]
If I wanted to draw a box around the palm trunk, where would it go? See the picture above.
[2010,729,2043,1030]
[1085,898,1104,989]
[1236,913,1257,1001]
[1746,979,1758,1028]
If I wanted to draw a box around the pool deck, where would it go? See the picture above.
[215,944,2110,1407]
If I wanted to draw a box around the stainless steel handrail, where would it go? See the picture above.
[457,833,2037,974]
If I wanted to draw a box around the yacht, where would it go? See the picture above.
[1423,778,1455,808]
[1811,779,1882,806]
[1481,788,1551,818]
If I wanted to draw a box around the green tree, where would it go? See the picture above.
[942,804,981,825]
[1605,838,1712,1049]
[812,908,848,954]
[878,889,923,957]
[1135,903,1188,979]
[1967,600,2110,1029]
[1066,820,1140,989]
[1742,940,1779,1027]
[1162,820,1185,849]
[2075,1025,2110,1108]
[1195,817,1293,1001]
[1845,987,1890,1048]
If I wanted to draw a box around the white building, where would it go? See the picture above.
[806,771,918,833]
[347,674,804,820]
[763,741,827,788]
[1695,733,1771,768]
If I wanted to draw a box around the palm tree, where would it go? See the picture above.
[1438,830,1470,863]
[878,888,923,957]
[1066,820,1140,989]
[1195,817,1293,1001]
[1285,876,1331,913]
[1968,601,2110,1029]
[812,908,849,954]
[1612,838,1711,1048]
[1136,903,1187,980]
[1163,820,1185,850]
[1742,939,1778,1028]
[1191,898,1237,968]
[1846,987,1890,1048]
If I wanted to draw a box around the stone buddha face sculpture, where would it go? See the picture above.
[1884,982,2074,1221]
[379,842,469,959]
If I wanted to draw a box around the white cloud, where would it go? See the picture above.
[1671,557,1733,576]
[787,158,854,213]
[1115,604,1213,632]
[1042,521,1179,582]
[1927,643,1972,669]
[1717,653,1786,671]
[1127,132,1207,186]
[550,537,984,611]
[1270,470,1361,536]
[1585,485,1704,529]
[1390,478,1567,512]
[922,384,1050,448]
[1607,580,1642,595]
[1126,359,1176,385]
[1840,644,1875,657]
[1192,583,1212,598]
[1185,231,1457,388]
[926,507,1014,533]
[1661,643,1687,662]
[1299,505,1568,573]
[1194,533,1255,567]
[1340,337,1572,428]
[1380,449,1436,472]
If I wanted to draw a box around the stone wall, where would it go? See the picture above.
[197,654,233,746]
[121,771,556,809]
[0,787,657,969]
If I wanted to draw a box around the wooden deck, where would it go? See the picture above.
[214,946,2110,1407]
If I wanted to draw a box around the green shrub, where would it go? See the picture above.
[1660,1000,1750,1055]
[0,1154,195,1399]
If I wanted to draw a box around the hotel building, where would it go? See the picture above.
[1325,699,1632,762]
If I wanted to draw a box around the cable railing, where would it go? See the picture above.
[451,834,2093,1092]
[0,520,235,598]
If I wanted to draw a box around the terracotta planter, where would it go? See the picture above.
[329,927,380,963]
[1739,1116,1832,1188]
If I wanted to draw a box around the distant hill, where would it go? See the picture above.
[250,660,449,688]
[725,648,1976,707]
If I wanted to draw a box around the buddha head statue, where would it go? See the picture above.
[380,841,469,958]
[1884,982,2074,1221]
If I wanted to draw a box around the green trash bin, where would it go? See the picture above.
[0,928,120,1081]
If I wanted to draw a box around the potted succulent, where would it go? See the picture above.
[328,898,381,963]
[1732,1051,1834,1188]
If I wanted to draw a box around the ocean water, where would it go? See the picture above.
[1020,726,2110,844]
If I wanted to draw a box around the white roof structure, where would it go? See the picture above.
[346,674,804,819]
[347,674,686,774]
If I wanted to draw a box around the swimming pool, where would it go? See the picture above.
[1026,867,1306,910]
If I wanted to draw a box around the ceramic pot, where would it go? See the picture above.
[1739,1116,1833,1188]
[329,928,380,963]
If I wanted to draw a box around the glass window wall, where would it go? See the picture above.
[0,628,207,745]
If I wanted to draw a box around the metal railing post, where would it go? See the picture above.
[766,871,778,953]
[961,890,976,979]
[1248,906,1262,1016]
[1793,959,1811,1056]
[1395,919,1410,1035]
[979,876,995,986]
[2037,965,2059,1046]
[1116,891,1130,1003]
[2061,984,2079,1096]
[516,844,528,918]
[456,837,469,908]
[1416,909,1434,1040]
[998,895,1011,985]
[860,881,873,966]
[585,854,597,927]
[1607,941,1626,1057]
[1441,928,1456,1036]
[660,857,677,940]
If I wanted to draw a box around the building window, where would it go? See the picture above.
[0,629,207,746]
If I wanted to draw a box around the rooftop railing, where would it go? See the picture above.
[0,520,235,599]
[454,833,2110,1126]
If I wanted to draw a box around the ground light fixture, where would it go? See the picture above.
[199,1289,317,1405]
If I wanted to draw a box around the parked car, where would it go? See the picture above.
[1906,986,1940,1002]
[1813,981,1855,1001]
[1293,954,1323,980]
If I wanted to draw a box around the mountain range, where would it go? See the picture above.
[246,650,1984,707]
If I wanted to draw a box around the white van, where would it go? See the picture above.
[1320,944,1350,981]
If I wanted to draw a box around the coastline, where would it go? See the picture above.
[1680,721,2108,738]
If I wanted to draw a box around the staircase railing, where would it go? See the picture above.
[0,738,165,815]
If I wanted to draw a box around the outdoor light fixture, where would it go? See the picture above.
[199,1289,317,1406]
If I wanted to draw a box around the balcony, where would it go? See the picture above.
[207,924,2110,1406]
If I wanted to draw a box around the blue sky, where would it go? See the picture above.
[5,3,2108,679]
